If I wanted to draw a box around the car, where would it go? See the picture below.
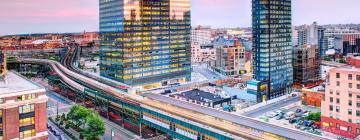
[276,115,284,120]
[289,119,296,123]
[259,115,269,122]
[300,126,308,130]
[275,110,284,115]
[295,108,302,113]
[266,112,278,118]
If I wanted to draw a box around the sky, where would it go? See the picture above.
[1,0,360,35]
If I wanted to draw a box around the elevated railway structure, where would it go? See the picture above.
[14,47,328,140]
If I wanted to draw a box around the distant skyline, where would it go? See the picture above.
[1,0,360,35]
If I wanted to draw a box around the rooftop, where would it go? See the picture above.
[0,71,45,96]
[177,89,224,103]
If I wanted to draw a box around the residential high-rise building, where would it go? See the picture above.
[0,72,48,140]
[252,0,293,100]
[99,0,191,88]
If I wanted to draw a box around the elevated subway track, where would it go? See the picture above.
[16,58,328,140]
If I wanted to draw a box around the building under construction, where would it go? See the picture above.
[293,45,320,86]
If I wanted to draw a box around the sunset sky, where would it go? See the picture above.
[1,0,360,35]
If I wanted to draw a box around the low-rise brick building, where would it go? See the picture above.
[0,72,48,139]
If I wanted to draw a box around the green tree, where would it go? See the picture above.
[307,112,321,122]
[83,114,105,140]
[67,105,92,129]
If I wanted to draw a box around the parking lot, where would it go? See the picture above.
[257,105,323,136]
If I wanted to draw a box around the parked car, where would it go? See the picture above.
[289,119,296,124]
[285,111,295,120]
[295,109,302,113]
[267,112,278,118]
[304,120,314,127]
[275,110,284,115]
[259,115,269,122]
[276,115,284,120]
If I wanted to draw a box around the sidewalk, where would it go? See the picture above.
[48,119,73,140]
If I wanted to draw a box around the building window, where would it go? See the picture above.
[19,117,35,127]
[357,128,360,134]
[349,74,353,80]
[336,115,340,120]
[19,104,34,114]
[357,95,360,99]
[336,81,340,86]
[330,105,333,111]
[349,92,353,97]
[336,73,340,78]
[330,113,333,118]
[19,129,36,139]
[336,106,340,112]
[357,84,360,89]
[336,123,340,129]
[349,83,353,88]
[330,91,333,94]
[336,98,340,104]
[330,97,333,103]
[357,75,360,81]
[357,120,360,125]
[357,110,360,117]
[349,100,353,106]
[336,91,340,95]
[17,94,36,101]
[349,109,353,115]
[349,119,353,123]
[348,126,352,132]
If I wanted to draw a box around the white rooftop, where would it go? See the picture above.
[0,72,45,96]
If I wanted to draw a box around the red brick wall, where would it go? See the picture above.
[35,102,47,133]
[347,57,360,68]
[4,107,19,139]
[322,116,360,139]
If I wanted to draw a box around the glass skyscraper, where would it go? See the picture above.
[99,0,191,88]
[252,0,293,100]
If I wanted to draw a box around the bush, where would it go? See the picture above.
[79,133,84,139]
[65,124,70,129]
[55,116,60,122]
[60,120,64,126]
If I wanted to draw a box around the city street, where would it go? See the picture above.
[192,63,225,81]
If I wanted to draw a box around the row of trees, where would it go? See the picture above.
[58,105,105,140]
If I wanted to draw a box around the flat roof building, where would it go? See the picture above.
[173,89,232,108]
[0,72,48,140]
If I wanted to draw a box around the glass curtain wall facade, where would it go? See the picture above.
[252,0,293,100]
[99,0,191,87]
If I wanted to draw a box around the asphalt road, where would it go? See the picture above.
[242,96,301,118]
[192,63,225,80]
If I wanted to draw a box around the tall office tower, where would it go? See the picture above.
[99,0,191,88]
[318,27,328,56]
[252,0,293,101]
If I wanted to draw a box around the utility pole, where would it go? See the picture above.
[56,101,59,117]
